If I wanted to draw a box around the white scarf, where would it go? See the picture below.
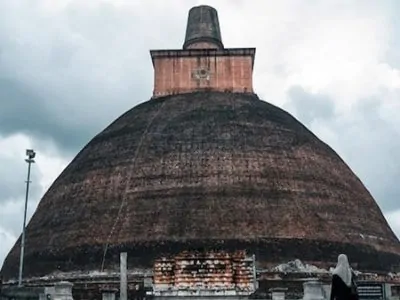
[332,254,352,287]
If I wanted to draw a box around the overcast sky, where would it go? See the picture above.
[1,0,400,268]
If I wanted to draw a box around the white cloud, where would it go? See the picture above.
[35,146,70,193]
[386,210,400,239]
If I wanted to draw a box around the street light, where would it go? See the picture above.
[18,149,36,287]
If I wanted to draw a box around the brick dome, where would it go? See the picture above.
[2,91,400,280]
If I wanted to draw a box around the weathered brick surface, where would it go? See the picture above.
[1,92,399,280]
[151,48,255,97]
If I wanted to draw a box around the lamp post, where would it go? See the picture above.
[18,149,36,287]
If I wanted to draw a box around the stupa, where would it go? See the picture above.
[1,4,400,300]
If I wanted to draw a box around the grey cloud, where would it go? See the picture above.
[285,85,336,125]
[0,78,90,152]
[338,97,400,213]
[0,0,192,155]
[285,87,400,214]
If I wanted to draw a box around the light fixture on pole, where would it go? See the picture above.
[18,149,36,287]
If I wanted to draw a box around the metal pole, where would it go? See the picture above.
[18,150,35,287]
[120,252,127,300]
[252,254,257,291]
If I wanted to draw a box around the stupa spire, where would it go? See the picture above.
[150,4,255,97]
[183,5,224,49]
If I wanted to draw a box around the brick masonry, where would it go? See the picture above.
[151,48,255,97]
[2,92,400,280]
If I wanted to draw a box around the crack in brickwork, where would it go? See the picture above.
[100,100,167,271]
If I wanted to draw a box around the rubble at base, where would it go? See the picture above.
[272,259,329,274]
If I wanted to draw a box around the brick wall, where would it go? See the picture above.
[151,49,255,97]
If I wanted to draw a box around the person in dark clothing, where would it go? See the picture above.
[330,254,359,300]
